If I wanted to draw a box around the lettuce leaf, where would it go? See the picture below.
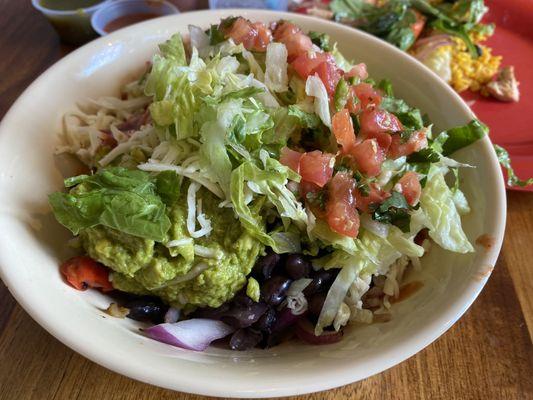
[311,220,359,255]
[230,154,307,252]
[155,170,182,206]
[305,75,332,128]
[199,120,233,196]
[494,145,533,187]
[49,167,171,242]
[441,119,488,156]
[309,31,332,52]
[314,250,365,335]
[158,33,187,65]
[264,42,288,93]
[419,167,473,253]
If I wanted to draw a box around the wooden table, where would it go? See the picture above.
[0,2,532,399]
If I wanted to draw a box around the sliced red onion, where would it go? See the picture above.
[272,307,301,333]
[164,307,180,324]
[412,35,454,62]
[144,319,235,351]
[295,319,343,345]
[412,34,452,49]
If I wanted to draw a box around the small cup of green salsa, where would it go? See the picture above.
[32,0,112,45]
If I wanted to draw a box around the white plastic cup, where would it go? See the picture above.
[91,0,180,37]
[209,0,288,10]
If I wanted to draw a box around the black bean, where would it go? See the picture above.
[192,303,230,320]
[229,328,263,351]
[252,251,281,281]
[254,307,277,333]
[307,293,327,317]
[124,297,168,324]
[260,276,292,306]
[303,270,337,297]
[232,289,254,306]
[285,254,311,280]
[263,307,300,348]
[221,302,268,329]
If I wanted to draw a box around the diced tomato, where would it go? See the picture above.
[60,256,113,292]
[354,183,390,213]
[299,150,335,187]
[359,108,403,151]
[280,147,303,173]
[291,52,333,80]
[225,17,272,52]
[388,129,428,159]
[284,33,314,60]
[272,21,300,41]
[272,21,312,59]
[345,63,368,80]
[397,171,422,206]
[313,61,342,96]
[251,22,272,51]
[225,18,256,48]
[326,172,360,237]
[346,88,362,115]
[410,10,426,41]
[332,109,356,150]
[347,138,385,177]
[291,51,341,96]
[300,180,327,218]
[353,83,382,109]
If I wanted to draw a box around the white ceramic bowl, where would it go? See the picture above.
[0,9,506,398]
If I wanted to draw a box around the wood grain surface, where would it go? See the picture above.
[0,2,532,399]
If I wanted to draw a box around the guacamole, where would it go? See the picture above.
[79,187,264,309]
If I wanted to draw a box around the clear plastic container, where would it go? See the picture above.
[31,0,112,45]
[209,0,288,11]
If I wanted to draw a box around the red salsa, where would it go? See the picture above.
[104,13,160,33]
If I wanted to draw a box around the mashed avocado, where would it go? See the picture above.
[80,187,264,309]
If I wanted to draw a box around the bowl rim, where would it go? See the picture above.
[0,9,507,398]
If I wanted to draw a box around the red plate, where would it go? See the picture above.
[461,0,533,191]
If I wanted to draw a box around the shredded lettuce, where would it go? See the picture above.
[230,153,307,252]
[419,167,473,253]
[305,75,332,128]
[331,44,353,72]
[264,42,289,93]
[314,229,410,334]
[199,121,233,196]
[158,33,187,65]
[311,220,359,255]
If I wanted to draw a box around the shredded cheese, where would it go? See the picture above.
[193,245,222,259]
[167,238,194,247]
[137,161,224,199]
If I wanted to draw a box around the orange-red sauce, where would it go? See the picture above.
[475,234,496,251]
[390,281,424,304]
[104,13,160,33]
